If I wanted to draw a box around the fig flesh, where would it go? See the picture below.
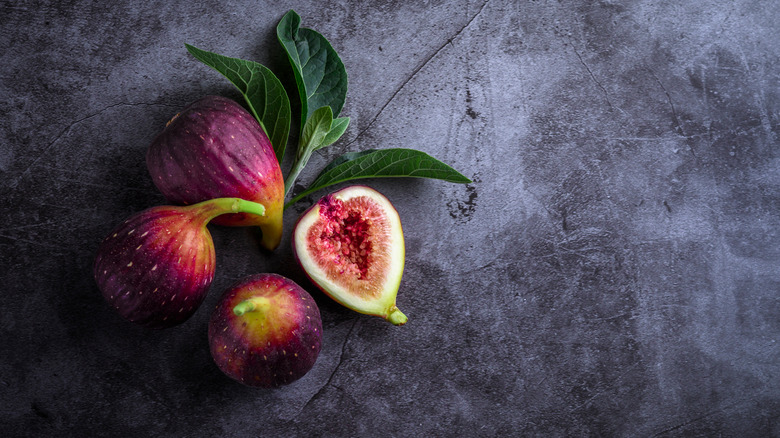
[146,95,284,250]
[94,198,266,328]
[293,185,407,325]
[208,274,322,387]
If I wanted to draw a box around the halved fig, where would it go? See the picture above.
[293,185,407,325]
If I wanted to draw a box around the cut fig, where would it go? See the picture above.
[146,95,284,250]
[94,198,266,328]
[293,185,407,325]
[208,274,322,387]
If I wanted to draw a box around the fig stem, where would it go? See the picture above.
[386,307,408,326]
[284,154,309,196]
[194,198,266,223]
[233,297,271,316]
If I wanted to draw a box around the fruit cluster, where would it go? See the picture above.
[94,96,406,387]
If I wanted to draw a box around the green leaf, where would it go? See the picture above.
[277,10,348,135]
[185,43,291,163]
[321,117,350,148]
[284,109,349,195]
[285,148,472,208]
[298,106,333,160]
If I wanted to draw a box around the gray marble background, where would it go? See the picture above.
[1,0,779,436]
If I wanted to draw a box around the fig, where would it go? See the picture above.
[94,197,266,328]
[146,95,284,250]
[208,274,322,387]
[293,185,408,325]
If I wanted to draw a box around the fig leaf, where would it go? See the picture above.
[285,108,351,195]
[298,106,333,160]
[321,117,350,148]
[276,11,469,207]
[185,44,291,163]
[277,9,348,136]
[285,148,472,209]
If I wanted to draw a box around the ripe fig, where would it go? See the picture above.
[293,185,408,325]
[208,274,322,387]
[146,95,284,250]
[94,198,266,328]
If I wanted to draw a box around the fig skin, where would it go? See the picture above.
[146,95,284,250]
[208,274,322,388]
[293,185,408,325]
[94,198,266,329]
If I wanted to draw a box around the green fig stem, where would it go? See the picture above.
[386,307,408,326]
[191,197,266,223]
[284,153,310,196]
[233,297,271,316]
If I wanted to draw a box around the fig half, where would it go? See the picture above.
[293,185,407,325]
[208,274,322,387]
[146,95,284,250]
[94,197,266,328]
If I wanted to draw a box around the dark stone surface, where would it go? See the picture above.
[1,0,779,436]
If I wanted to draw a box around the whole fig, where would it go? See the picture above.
[146,95,284,250]
[209,274,322,387]
[94,197,266,328]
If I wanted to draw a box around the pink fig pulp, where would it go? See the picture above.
[146,95,284,250]
[94,198,266,328]
[209,274,322,388]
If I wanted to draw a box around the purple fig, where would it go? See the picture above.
[94,198,266,328]
[146,95,285,251]
[293,185,407,325]
[209,274,322,387]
